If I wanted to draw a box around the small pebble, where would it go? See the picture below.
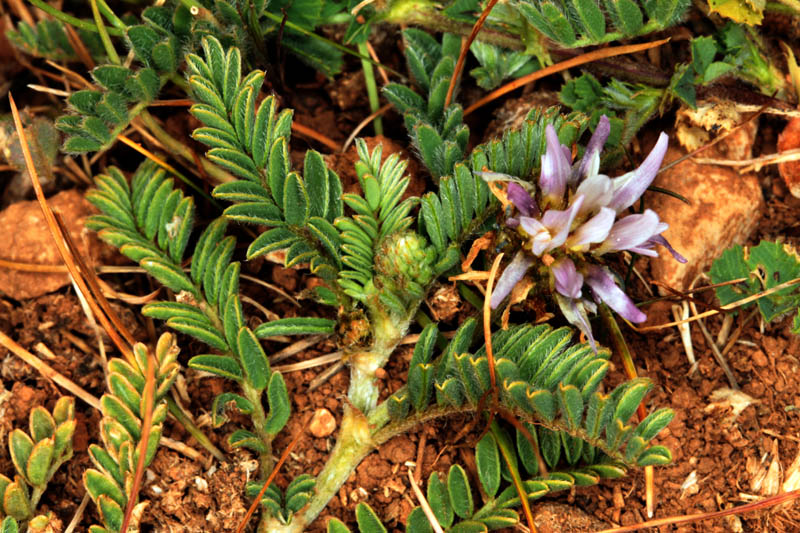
[309,408,337,438]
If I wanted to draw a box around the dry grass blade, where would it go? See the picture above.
[444,0,500,109]
[407,467,445,533]
[594,489,800,532]
[8,93,135,363]
[0,330,102,410]
[120,349,156,533]
[633,277,800,332]
[463,39,670,116]
[53,211,138,347]
[235,415,311,533]
[484,253,504,398]
[291,121,342,152]
[342,103,392,152]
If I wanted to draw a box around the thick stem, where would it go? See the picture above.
[346,308,409,414]
[262,405,375,533]
[241,381,274,478]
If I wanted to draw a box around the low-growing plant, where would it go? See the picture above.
[10,0,765,529]
[75,32,677,532]
[0,397,75,530]
[710,240,800,333]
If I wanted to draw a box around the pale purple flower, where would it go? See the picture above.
[507,182,538,217]
[595,209,668,256]
[585,265,646,323]
[572,115,610,184]
[490,251,534,309]
[567,207,615,251]
[520,196,584,256]
[540,126,571,207]
[606,133,669,212]
[552,258,583,299]
[480,116,683,350]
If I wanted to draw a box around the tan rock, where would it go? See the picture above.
[778,116,800,199]
[647,147,763,292]
[0,189,108,299]
[309,407,336,438]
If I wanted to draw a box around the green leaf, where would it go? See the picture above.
[447,465,473,519]
[3,481,31,521]
[84,469,125,508]
[405,508,433,533]
[247,227,296,259]
[475,433,500,497]
[1,517,18,533]
[691,36,718,77]
[166,317,228,351]
[211,392,254,426]
[188,355,243,381]
[92,65,130,92]
[98,494,124,532]
[224,201,283,226]
[449,522,488,533]
[25,438,54,486]
[283,173,310,226]
[327,518,351,533]
[427,472,453,528]
[264,372,291,435]
[355,503,387,533]
[9,430,34,480]
[228,429,268,453]
[29,407,56,442]
[254,317,336,338]
[140,256,195,295]
[237,327,270,390]
[569,0,606,40]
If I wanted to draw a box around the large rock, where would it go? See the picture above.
[647,147,764,291]
[0,189,108,300]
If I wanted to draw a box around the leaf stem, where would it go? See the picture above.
[138,109,234,184]
[166,397,226,462]
[89,0,120,64]
[358,42,383,136]
[26,0,125,36]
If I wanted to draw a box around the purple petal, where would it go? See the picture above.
[572,115,611,184]
[540,125,570,205]
[568,207,615,249]
[507,182,537,217]
[585,265,646,323]
[490,251,534,309]
[651,234,687,263]
[575,173,613,216]
[552,257,583,299]
[555,294,597,353]
[607,132,669,212]
[540,195,584,250]
[597,209,666,255]
[506,217,520,228]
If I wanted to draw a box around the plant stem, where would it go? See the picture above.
[242,381,274,478]
[167,397,226,462]
[263,405,375,533]
[346,307,408,414]
[26,0,125,36]
[358,42,383,136]
[95,0,127,30]
[90,0,119,64]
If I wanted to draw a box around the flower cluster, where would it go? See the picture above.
[482,116,685,349]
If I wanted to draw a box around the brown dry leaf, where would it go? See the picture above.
[501,275,535,329]
[462,231,494,271]
[449,271,490,282]
[675,99,743,153]
[704,388,759,424]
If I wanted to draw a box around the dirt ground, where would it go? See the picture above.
[2,14,800,533]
